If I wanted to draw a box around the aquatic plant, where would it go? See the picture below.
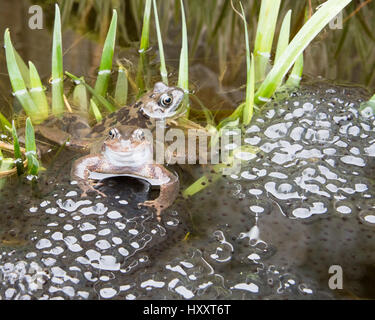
[177,0,190,115]
[0,146,15,185]
[255,0,351,105]
[225,0,351,125]
[4,30,44,124]
[65,72,116,114]
[0,0,360,194]
[0,117,40,178]
[29,62,50,119]
[152,0,168,85]
[52,0,375,90]
[51,4,65,117]
[4,4,65,122]
[239,2,254,126]
[360,93,375,114]
[136,0,152,94]
[90,9,118,122]
[4,4,123,126]
[253,0,281,84]
[114,63,129,107]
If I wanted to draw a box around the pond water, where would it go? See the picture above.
[0,1,375,300]
[1,82,375,300]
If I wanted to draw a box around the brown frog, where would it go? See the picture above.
[36,82,185,152]
[71,125,179,221]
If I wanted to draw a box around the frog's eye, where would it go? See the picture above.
[133,128,145,141]
[160,94,173,107]
[109,128,120,139]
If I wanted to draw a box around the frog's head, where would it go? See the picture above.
[141,82,185,119]
[102,126,153,166]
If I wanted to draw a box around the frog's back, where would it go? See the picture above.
[87,101,155,139]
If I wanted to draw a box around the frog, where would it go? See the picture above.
[35,82,185,152]
[71,125,179,221]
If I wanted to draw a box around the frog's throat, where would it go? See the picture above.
[103,145,153,167]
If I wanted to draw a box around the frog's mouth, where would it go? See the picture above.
[103,143,153,167]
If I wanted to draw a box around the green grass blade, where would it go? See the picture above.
[25,117,39,175]
[152,0,168,85]
[140,0,152,53]
[90,99,103,123]
[61,0,74,27]
[0,158,14,189]
[94,10,117,100]
[4,29,40,123]
[25,117,37,154]
[66,72,115,113]
[73,82,88,113]
[178,0,189,115]
[0,159,14,173]
[360,94,375,114]
[210,0,230,40]
[136,0,152,94]
[254,0,281,83]
[14,49,30,88]
[136,55,146,96]
[29,61,49,121]
[114,65,128,106]
[275,10,292,64]
[28,154,40,176]
[0,111,11,131]
[243,53,255,126]
[183,145,258,197]
[255,0,352,105]
[182,167,222,198]
[239,2,254,126]
[11,121,23,175]
[285,53,304,88]
[52,4,65,116]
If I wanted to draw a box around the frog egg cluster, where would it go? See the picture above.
[165,84,375,299]
[239,84,375,222]
[0,165,325,300]
[0,185,182,300]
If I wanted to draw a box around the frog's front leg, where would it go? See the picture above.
[139,165,179,221]
[71,155,107,198]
